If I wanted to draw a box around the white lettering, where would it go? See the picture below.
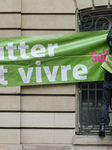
[48,43,58,57]
[36,67,42,82]
[0,47,4,60]
[0,66,8,85]
[1,42,59,60]
[43,66,59,82]
[18,67,33,83]
[61,65,71,81]
[31,44,46,58]
[6,42,17,60]
[18,42,29,59]
[73,64,88,80]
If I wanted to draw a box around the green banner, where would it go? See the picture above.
[0,30,109,86]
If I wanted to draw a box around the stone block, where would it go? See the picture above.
[73,135,112,145]
[75,146,112,150]
[21,130,54,144]
[110,0,112,5]
[0,14,21,28]
[54,130,75,144]
[22,0,75,13]
[22,144,73,150]
[10,145,22,150]
[0,86,20,94]
[21,113,75,128]
[22,15,75,29]
[0,113,20,127]
[21,129,75,144]
[21,84,76,95]
[0,129,20,144]
[76,0,92,9]
[0,0,21,12]
[0,96,20,111]
[0,30,21,37]
[21,96,75,111]
[94,0,108,6]
[22,31,76,36]
[0,144,22,150]
[55,113,75,128]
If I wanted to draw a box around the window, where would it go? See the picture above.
[78,9,112,135]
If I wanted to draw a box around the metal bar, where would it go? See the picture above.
[87,83,90,115]
[81,9,112,14]
[79,84,82,134]
[79,9,112,32]
[94,82,99,124]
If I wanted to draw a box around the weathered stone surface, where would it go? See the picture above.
[76,0,92,9]
[22,0,75,13]
[0,144,112,150]
[0,30,21,37]
[0,144,22,150]
[22,15,75,29]
[110,0,112,5]
[0,14,21,28]
[22,30,76,36]
[73,135,112,145]
[21,84,76,95]
[0,96,20,111]
[0,130,20,144]
[75,146,112,150]
[22,144,73,150]
[0,113,20,127]
[94,0,108,6]
[0,86,20,94]
[21,113,75,128]
[21,96,75,111]
[21,129,75,144]
[0,0,21,12]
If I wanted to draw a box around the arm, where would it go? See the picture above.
[107,27,112,54]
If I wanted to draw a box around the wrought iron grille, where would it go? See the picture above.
[79,9,112,31]
[78,9,112,135]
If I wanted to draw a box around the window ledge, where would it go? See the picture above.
[73,135,112,145]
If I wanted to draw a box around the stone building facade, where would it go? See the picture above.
[0,0,112,150]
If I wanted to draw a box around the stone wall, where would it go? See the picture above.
[0,0,112,150]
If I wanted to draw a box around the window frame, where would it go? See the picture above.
[77,9,112,135]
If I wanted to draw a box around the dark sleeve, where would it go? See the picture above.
[107,27,112,54]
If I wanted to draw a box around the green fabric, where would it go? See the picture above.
[0,30,109,86]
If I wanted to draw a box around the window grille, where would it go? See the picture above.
[78,9,112,135]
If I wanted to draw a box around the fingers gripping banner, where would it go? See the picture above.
[0,30,109,86]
